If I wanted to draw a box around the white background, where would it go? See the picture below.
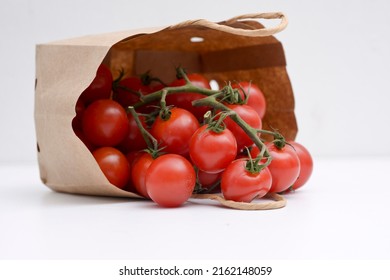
[1,0,390,163]
[1,0,390,273]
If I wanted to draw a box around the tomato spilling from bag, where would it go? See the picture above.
[73,65,313,208]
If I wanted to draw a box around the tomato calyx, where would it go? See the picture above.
[219,82,246,105]
[245,158,262,174]
[112,70,166,101]
[158,107,172,121]
[206,111,233,133]
[272,133,287,150]
[244,147,271,174]
[232,81,251,104]
[112,69,138,94]
[140,70,168,88]
[158,90,173,121]
[256,127,286,150]
[175,66,190,81]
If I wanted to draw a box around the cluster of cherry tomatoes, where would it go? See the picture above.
[72,64,313,208]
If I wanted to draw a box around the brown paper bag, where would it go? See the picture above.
[34,12,297,204]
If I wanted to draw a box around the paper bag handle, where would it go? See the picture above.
[168,12,288,37]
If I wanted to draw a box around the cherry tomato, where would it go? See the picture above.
[72,116,96,151]
[197,170,222,188]
[166,73,211,121]
[146,154,196,207]
[113,76,151,109]
[121,150,144,193]
[79,64,113,105]
[289,141,313,190]
[126,150,143,170]
[131,152,155,198]
[249,145,268,159]
[92,147,130,189]
[232,82,266,119]
[150,83,165,92]
[224,104,262,152]
[151,108,200,157]
[189,125,237,173]
[221,159,272,202]
[75,98,86,116]
[117,113,148,153]
[197,169,222,193]
[252,143,300,193]
[82,99,129,147]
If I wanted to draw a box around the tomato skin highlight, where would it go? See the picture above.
[189,125,237,174]
[146,154,196,207]
[232,82,266,119]
[92,147,130,189]
[289,141,314,190]
[221,159,272,202]
[82,99,129,147]
[151,108,200,157]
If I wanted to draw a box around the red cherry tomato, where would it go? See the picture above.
[72,116,96,151]
[150,83,165,92]
[232,82,266,119]
[252,143,300,193]
[92,147,130,189]
[151,108,200,157]
[122,150,143,193]
[113,76,152,109]
[249,145,267,159]
[166,73,211,121]
[131,152,155,198]
[189,125,237,173]
[224,104,262,151]
[82,99,129,147]
[126,150,143,169]
[198,170,222,188]
[289,141,313,190]
[118,113,148,154]
[221,159,272,202]
[75,98,86,116]
[79,64,113,105]
[146,154,196,207]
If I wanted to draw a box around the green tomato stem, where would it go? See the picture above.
[133,84,220,109]
[128,106,159,157]
[257,129,286,149]
[130,68,282,169]
[159,90,171,121]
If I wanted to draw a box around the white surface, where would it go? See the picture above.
[1,157,389,260]
[1,0,390,164]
